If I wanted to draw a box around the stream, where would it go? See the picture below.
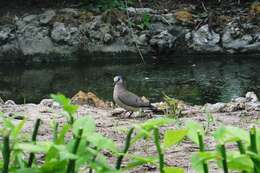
[0,55,260,105]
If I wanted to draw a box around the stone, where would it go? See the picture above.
[5,100,16,105]
[111,107,125,116]
[245,92,258,102]
[0,97,4,104]
[103,33,113,43]
[204,102,226,113]
[51,22,69,42]
[175,10,193,23]
[59,8,79,17]
[0,25,15,44]
[190,24,222,52]
[22,15,38,23]
[40,99,54,107]
[17,25,54,55]
[71,90,108,108]
[245,102,260,111]
[127,7,155,16]
[39,10,56,24]
[149,30,176,53]
[51,22,80,46]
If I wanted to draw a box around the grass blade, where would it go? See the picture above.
[220,144,228,173]
[197,131,208,173]
[153,128,165,173]
[2,135,11,173]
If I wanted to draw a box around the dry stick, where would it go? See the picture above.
[124,0,145,64]
[27,118,41,167]
[2,135,11,173]
[115,127,134,170]
[220,144,228,173]
[153,128,165,173]
[66,129,83,173]
[197,131,208,173]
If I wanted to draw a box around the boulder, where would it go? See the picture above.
[0,25,16,44]
[5,100,16,105]
[71,90,108,108]
[39,10,56,24]
[204,102,226,113]
[149,30,176,53]
[245,92,258,102]
[189,24,222,52]
[17,24,54,55]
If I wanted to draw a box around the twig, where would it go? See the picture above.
[124,0,145,64]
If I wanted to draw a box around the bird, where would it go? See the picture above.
[113,75,157,116]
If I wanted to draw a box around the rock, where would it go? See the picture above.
[0,25,16,44]
[51,22,80,46]
[0,97,4,104]
[149,30,176,53]
[111,107,125,116]
[5,100,16,105]
[103,33,113,43]
[245,102,260,111]
[22,15,38,23]
[204,102,226,113]
[39,10,56,24]
[189,24,222,52]
[245,92,258,102]
[71,90,108,108]
[161,13,177,25]
[40,99,54,107]
[59,8,79,17]
[175,10,193,23]
[127,7,155,16]
[17,25,54,55]
[222,22,253,51]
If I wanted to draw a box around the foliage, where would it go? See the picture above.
[1,94,260,173]
[162,93,182,117]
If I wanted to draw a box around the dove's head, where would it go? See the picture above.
[113,75,123,85]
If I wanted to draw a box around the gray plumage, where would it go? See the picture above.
[113,76,151,111]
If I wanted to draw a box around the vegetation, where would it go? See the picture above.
[0,94,260,173]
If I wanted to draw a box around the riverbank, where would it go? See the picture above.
[0,1,260,63]
[0,91,259,172]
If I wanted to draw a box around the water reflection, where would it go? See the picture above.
[0,56,259,105]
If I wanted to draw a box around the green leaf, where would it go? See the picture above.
[163,129,187,149]
[213,126,249,144]
[45,146,60,162]
[191,151,218,173]
[16,168,40,173]
[185,120,204,145]
[140,118,175,130]
[40,160,67,173]
[56,124,71,144]
[125,155,157,170]
[10,119,26,139]
[14,142,53,153]
[87,133,117,152]
[164,167,184,173]
[72,116,96,136]
[51,94,78,115]
[228,155,253,172]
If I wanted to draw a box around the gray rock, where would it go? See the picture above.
[149,30,176,52]
[17,25,54,55]
[40,99,54,107]
[39,10,56,24]
[59,8,79,17]
[5,100,16,105]
[22,14,38,23]
[161,13,177,25]
[103,33,113,43]
[190,24,222,52]
[245,102,260,111]
[245,92,258,102]
[51,22,80,46]
[0,25,16,44]
[0,97,4,104]
[127,7,155,16]
[204,102,226,113]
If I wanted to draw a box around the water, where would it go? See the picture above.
[0,55,260,105]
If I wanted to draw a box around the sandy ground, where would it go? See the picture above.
[0,99,260,173]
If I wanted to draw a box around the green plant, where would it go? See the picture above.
[162,93,182,118]
[137,12,151,30]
